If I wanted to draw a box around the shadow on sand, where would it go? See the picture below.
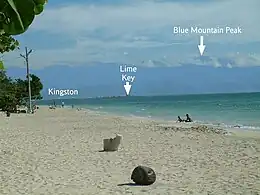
[117,183,145,187]
[98,150,116,152]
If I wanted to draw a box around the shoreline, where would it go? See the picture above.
[1,106,259,194]
[42,105,260,140]
[37,92,260,131]
[71,106,260,138]
[3,105,260,139]
[74,104,260,132]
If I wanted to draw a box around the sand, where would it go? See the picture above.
[0,107,260,195]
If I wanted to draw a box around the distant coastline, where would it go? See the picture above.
[39,91,260,101]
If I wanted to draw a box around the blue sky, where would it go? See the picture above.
[2,0,260,69]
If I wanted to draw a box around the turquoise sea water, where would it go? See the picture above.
[39,92,260,130]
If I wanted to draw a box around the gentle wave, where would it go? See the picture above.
[38,93,260,131]
[83,105,260,131]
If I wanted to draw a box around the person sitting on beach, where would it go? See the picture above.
[185,114,192,122]
[177,116,184,122]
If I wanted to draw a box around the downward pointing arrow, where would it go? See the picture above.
[124,82,132,96]
[198,35,206,56]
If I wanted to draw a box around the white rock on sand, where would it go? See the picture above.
[0,107,259,194]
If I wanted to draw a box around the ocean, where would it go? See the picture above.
[38,92,260,131]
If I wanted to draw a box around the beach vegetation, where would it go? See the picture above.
[0,33,19,53]
[0,69,43,112]
[0,0,48,59]
[0,0,47,113]
[0,0,48,36]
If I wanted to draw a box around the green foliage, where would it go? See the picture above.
[0,0,47,57]
[29,74,43,99]
[0,0,48,35]
[0,60,4,69]
[0,33,19,53]
[34,4,44,15]
[0,70,15,111]
[0,0,47,112]
[0,70,43,112]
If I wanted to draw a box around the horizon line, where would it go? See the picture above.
[38,91,260,101]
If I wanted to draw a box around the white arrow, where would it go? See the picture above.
[198,35,206,56]
[124,82,131,96]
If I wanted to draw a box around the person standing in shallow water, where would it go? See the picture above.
[185,114,192,122]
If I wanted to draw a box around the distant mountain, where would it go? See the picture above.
[5,63,260,99]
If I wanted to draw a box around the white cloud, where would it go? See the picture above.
[146,60,156,67]
[212,59,222,68]
[3,0,260,68]
[32,0,260,42]
[226,63,232,68]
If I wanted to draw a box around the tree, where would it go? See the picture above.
[24,74,43,99]
[0,70,43,112]
[0,0,46,113]
[13,78,27,105]
[0,69,17,112]
[0,33,19,53]
[0,0,48,56]
[0,0,48,35]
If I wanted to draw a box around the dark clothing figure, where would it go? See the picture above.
[177,116,184,122]
[185,114,192,122]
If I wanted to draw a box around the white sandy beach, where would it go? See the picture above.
[0,107,260,195]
